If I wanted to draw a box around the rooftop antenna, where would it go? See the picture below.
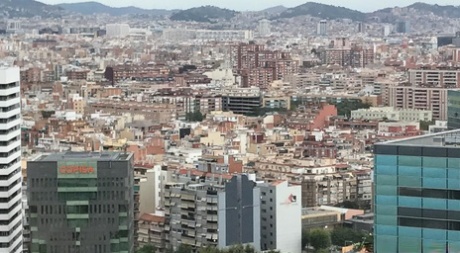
[122,142,128,154]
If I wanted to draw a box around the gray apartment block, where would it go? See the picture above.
[164,174,260,251]
[26,152,134,253]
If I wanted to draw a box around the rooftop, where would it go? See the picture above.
[36,151,132,162]
[381,129,460,147]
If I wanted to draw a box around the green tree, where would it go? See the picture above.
[176,244,193,253]
[136,244,156,253]
[185,111,205,122]
[330,227,368,247]
[310,229,331,251]
[334,99,371,117]
[302,229,311,249]
[420,120,434,131]
[198,246,221,253]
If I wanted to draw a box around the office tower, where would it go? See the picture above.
[221,87,262,115]
[27,152,134,253]
[0,66,22,253]
[452,32,460,48]
[383,25,391,37]
[448,90,460,129]
[258,181,302,253]
[317,20,327,36]
[357,22,364,33]
[396,21,410,34]
[374,130,460,252]
[257,19,271,37]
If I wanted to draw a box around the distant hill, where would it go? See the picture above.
[276,2,366,21]
[406,2,460,18]
[57,1,173,16]
[0,0,62,18]
[260,5,287,15]
[170,6,238,22]
[370,2,460,23]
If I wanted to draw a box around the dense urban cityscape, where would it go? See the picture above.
[1,0,460,252]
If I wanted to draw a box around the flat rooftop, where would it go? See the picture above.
[380,129,460,147]
[36,152,131,162]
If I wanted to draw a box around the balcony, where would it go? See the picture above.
[0,86,19,97]
[0,98,19,108]
[0,108,20,120]
[0,150,20,165]
[0,120,19,131]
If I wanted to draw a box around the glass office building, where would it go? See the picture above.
[374,130,460,253]
[27,152,134,253]
[447,90,460,129]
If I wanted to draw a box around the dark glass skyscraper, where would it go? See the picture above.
[374,130,460,252]
[27,152,134,253]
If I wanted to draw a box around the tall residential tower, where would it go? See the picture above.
[0,66,22,253]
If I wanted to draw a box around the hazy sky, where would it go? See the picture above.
[41,0,460,12]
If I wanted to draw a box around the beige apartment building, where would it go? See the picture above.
[385,85,448,120]
[408,68,460,88]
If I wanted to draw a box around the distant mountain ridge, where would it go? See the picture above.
[170,6,238,23]
[57,1,174,16]
[3,1,460,21]
[275,2,366,21]
[0,0,62,18]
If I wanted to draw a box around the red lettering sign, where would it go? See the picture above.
[59,165,95,174]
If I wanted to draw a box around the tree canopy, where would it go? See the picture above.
[310,229,331,251]
[334,99,371,117]
[185,111,205,122]
[136,244,156,253]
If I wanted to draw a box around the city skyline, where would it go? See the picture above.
[41,0,460,12]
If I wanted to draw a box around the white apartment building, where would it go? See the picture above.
[257,19,271,36]
[162,29,254,42]
[106,24,130,37]
[0,66,22,253]
[258,181,302,253]
[139,166,172,215]
[351,107,433,122]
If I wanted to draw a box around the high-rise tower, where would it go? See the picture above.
[0,66,23,253]
[27,152,134,253]
[374,130,460,252]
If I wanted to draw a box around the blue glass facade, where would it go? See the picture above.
[374,143,460,253]
[447,90,460,130]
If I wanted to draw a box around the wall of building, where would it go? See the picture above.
[274,182,302,253]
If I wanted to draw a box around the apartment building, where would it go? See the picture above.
[351,107,432,122]
[232,43,298,88]
[258,181,302,253]
[318,47,374,68]
[163,29,254,42]
[184,96,223,114]
[164,173,260,251]
[138,213,166,252]
[106,24,130,38]
[408,67,460,88]
[386,85,448,120]
[0,66,22,253]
